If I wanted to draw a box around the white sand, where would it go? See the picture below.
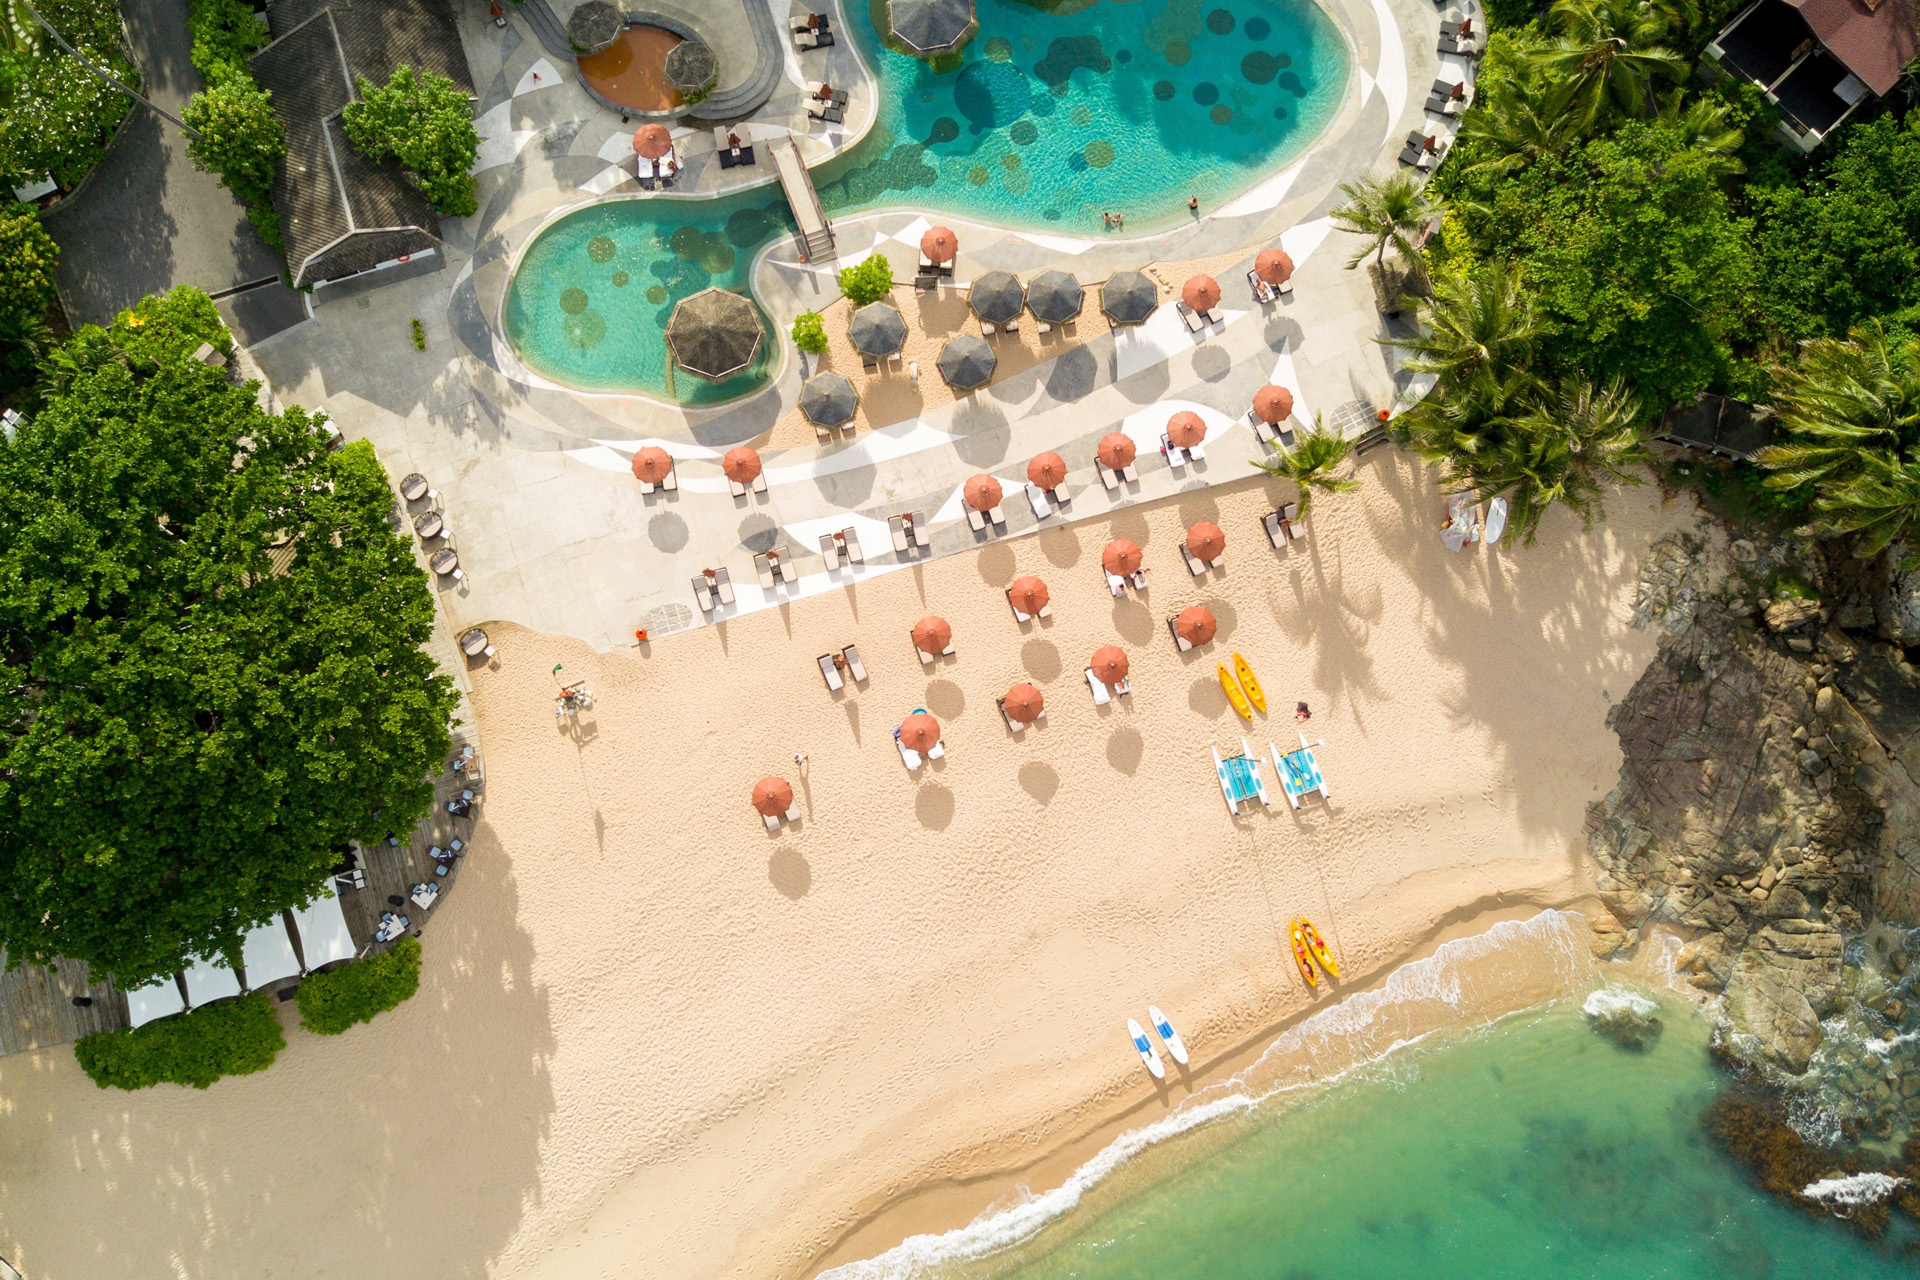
[0,456,1701,1280]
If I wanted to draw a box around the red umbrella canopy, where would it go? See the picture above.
[899,712,942,752]
[1004,682,1045,723]
[632,123,672,159]
[1026,451,1067,489]
[751,776,794,817]
[722,445,762,483]
[1101,539,1143,575]
[1097,432,1137,469]
[912,615,952,653]
[964,473,1004,511]
[1186,521,1226,560]
[1254,248,1295,285]
[631,446,673,483]
[1166,410,1207,449]
[1182,274,1222,311]
[1090,645,1130,683]
[1252,384,1295,424]
[1008,576,1050,612]
[920,226,958,263]
[1175,605,1218,645]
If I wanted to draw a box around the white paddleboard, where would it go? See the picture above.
[1149,1005,1189,1066]
[1485,496,1508,545]
[1128,1018,1166,1079]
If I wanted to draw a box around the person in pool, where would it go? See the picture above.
[1188,195,1199,212]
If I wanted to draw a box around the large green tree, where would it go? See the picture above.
[341,64,479,217]
[1534,0,1688,130]
[0,0,138,188]
[184,77,283,206]
[0,288,457,984]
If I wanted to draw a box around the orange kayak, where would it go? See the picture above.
[1289,920,1318,987]
[1299,918,1339,979]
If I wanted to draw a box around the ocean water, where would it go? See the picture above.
[823,917,1910,1280]
[501,0,1349,399]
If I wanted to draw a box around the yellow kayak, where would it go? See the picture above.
[1233,652,1267,715]
[1219,664,1252,720]
[1299,918,1339,979]
[1289,920,1318,987]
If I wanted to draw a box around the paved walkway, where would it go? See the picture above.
[40,0,296,336]
[248,0,1466,652]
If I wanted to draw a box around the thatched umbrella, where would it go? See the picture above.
[1182,275,1221,311]
[800,373,859,427]
[1101,271,1157,325]
[899,712,942,752]
[963,473,1003,511]
[664,40,718,96]
[1166,411,1206,449]
[968,271,1025,325]
[1254,248,1295,286]
[1186,522,1226,562]
[1026,269,1083,325]
[938,334,996,389]
[849,302,907,359]
[921,226,958,263]
[1026,452,1066,489]
[1252,385,1294,424]
[568,0,623,55]
[632,123,672,159]
[665,288,762,381]
[722,446,762,484]
[1097,433,1136,470]
[886,0,978,55]
[1004,683,1045,724]
[1008,576,1049,613]
[752,777,794,817]
[1102,539,1142,576]
[1175,606,1218,646]
[912,616,952,653]
[631,447,673,484]
[1090,645,1130,683]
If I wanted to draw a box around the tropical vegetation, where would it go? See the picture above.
[1252,419,1359,520]
[0,286,459,987]
[73,992,284,1089]
[0,0,138,190]
[297,936,423,1035]
[341,64,480,217]
[0,195,57,392]
[791,310,827,354]
[183,0,283,250]
[838,254,894,307]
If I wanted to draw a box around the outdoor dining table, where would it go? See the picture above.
[400,473,429,502]
[410,883,440,910]
[414,511,444,539]
[429,548,460,576]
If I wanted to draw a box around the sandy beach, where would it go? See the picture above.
[0,454,1703,1280]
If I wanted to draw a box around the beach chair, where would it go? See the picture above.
[889,515,910,553]
[1098,461,1119,491]
[1002,316,1020,335]
[1006,588,1033,623]
[754,553,776,589]
[1168,616,1194,652]
[912,511,930,547]
[967,507,987,532]
[1085,668,1112,705]
[1283,502,1306,540]
[895,732,923,771]
[1161,436,1188,470]
[1182,545,1206,576]
[764,811,783,832]
[816,420,834,440]
[693,575,717,612]
[998,696,1025,734]
[713,567,736,605]
[1248,409,1278,444]
[753,471,769,495]
[928,739,946,760]
[1026,483,1052,521]
[1048,486,1070,511]
[638,476,657,495]
[1187,436,1207,461]
[843,528,864,563]
[1105,569,1127,598]
[776,549,799,583]
[987,503,1006,527]
[661,461,678,491]
[820,533,844,569]
[1036,320,1052,335]
[980,320,995,337]
[1130,568,1149,591]
[1264,510,1286,549]
[730,475,750,499]
[1176,302,1205,334]
[841,645,867,682]
[818,654,844,692]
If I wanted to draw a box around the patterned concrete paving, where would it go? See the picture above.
[248,0,1471,650]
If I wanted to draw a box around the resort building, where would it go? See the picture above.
[250,0,475,288]
[1704,0,1920,151]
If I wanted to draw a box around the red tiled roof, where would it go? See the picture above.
[1786,0,1920,95]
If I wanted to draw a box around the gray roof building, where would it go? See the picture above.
[251,0,475,288]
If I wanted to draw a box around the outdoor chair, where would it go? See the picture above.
[1086,668,1112,706]
[841,645,867,682]
[730,476,750,499]
[1176,303,1205,334]
[692,575,717,612]
[754,553,776,589]
[775,551,799,583]
[819,533,844,569]
[1026,484,1052,521]
[713,567,736,605]
[912,512,930,547]
[1248,409,1279,444]
[1161,436,1189,470]
[889,515,910,553]
[1006,589,1032,623]
[817,654,844,691]
[967,507,988,532]
[842,528,865,562]
[1105,569,1127,597]
[987,504,1006,526]
[895,732,923,771]
[1182,545,1207,576]
[1168,616,1194,651]
[1264,510,1286,549]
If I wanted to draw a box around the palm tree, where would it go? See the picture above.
[1655,91,1744,163]
[1534,0,1688,130]
[1809,455,1920,562]
[1251,418,1359,520]
[1446,376,1648,544]
[1390,261,1547,418]
[1459,78,1580,175]
[1329,172,1443,270]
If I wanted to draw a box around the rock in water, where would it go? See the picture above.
[1582,985,1664,1051]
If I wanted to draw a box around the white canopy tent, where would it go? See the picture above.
[125,977,185,1028]
[240,915,302,989]
[183,954,243,1007]
[292,891,356,969]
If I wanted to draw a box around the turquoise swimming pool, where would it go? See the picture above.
[501,0,1351,400]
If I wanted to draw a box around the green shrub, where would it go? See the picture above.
[0,199,59,332]
[184,76,284,205]
[187,0,268,87]
[837,254,894,306]
[341,64,480,216]
[111,284,231,366]
[790,310,827,354]
[74,993,284,1090]
[297,936,421,1035]
[411,317,425,350]
[0,0,139,189]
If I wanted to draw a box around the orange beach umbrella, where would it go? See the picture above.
[1166,411,1206,449]
[1182,274,1221,311]
[631,447,673,483]
[1252,385,1294,424]
[751,776,794,817]
[1008,576,1049,613]
[1003,683,1045,723]
[632,123,672,159]
[722,446,762,483]
[964,473,1003,512]
[1254,248,1295,286]
[899,712,942,752]
[1186,521,1225,561]
[1101,539,1143,576]
[920,226,958,263]
[1090,645,1129,683]
[912,616,952,653]
[1097,432,1136,469]
[1175,606,1217,645]
[1026,452,1067,489]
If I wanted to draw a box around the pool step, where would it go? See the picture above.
[515,0,575,61]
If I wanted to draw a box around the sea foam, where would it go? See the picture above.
[1802,1172,1910,1207]
[818,910,1593,1280]
[1581,985,1659,1021]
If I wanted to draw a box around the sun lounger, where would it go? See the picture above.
[967,507,987,532]
[1086,668,1112,705]
[928,739,946,759]
[638,477,657,495]
[889,515,910,553]
[754,553,776,589]
[713,566,735,605]
[896,732,923,771]
[1027,483,1052,521]
[819,533,843,569]
[1099,460,1120,490]
[1182,545,1206,576]
[1264,509,1286,548]
[1175,302,1205,334]
[1248,409,1278,443]
[776,551,799,583]
[1283,501,1306,540]
[790,14,831,32]
[1187,437,1206,461]
[753,472,769,495]
[1167,616,1194,651]
[1047,486,1069,511]
[1161,435,1188,470]
[979,320,995,336]
[730,476,750,498]
[806,82,849,105]
[693,575,716,612]
[912,511,930,547]
[841,645,867,682]
[1006,588,1032,623]
[661,462,677,491]
[818,654,844,691]
[1105,569,1127,597]
[987,504,1005,526]
[795,29,834,49]
[764,812,782,832]
[843,528,864,562]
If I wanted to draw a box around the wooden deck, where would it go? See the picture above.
[0,951,128,1056]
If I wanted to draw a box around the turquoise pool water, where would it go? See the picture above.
[866,996,1909,1280]
[501,0,1351,400]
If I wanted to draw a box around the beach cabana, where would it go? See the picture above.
[969,271,1025,326]
[632,123,673,159]
[1003,682,1045,725]
[1027,451,1066,490]
[939,335,997,389]
[666,288,763,381]
[1102,539,1143,576]
[1175,605,1218,646]
[921,226,958,264]
[631,446,674,485]
[240,916,302,990]
[1026,269,1084,325]
[849,301,907,359]
[1253,385,1294,423]
[1167,411,1206,450]
[1091,645,1130,683]
[183,954,243,1007]
[800,372,859,427]
[1187,522,1225,562]
[1102,271,1157,325]
[886,0,978,55]
[1182,275,1222,311]
[292,891,357,971]
[1254,248,1295,286]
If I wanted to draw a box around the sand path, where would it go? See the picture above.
[0,456,1702,1280]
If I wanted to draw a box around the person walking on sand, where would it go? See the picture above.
[793,751,808,769]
